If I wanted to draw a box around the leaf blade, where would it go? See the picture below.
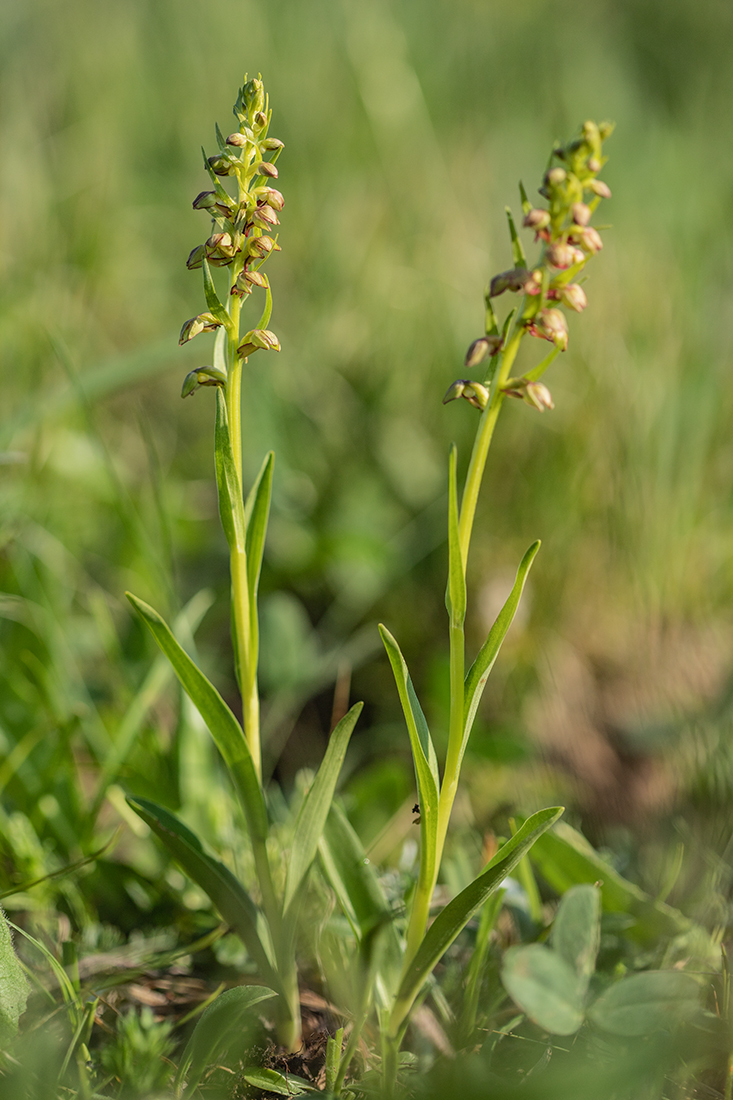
[446,444,466,625]
[175,984,277,1093]
[215,389,245,552]
[202,257,231,325]
[502,943,585,1035]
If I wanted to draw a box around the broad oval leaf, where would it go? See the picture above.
[502,944,585,1035]
[0,906,28,1041]
[588,970,700,1037]
[125,592,267,844]
[242,1066,303,1096]
[283,702,362,914]
[127,796,280,993]
[550,884,600,994]
[175,984,277,1093]
[391,805,563,1033]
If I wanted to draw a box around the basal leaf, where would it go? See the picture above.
[588,971,700,1037]
[175,984,277,1093]
[128,797,278,990]
[463,541,539,754]
[393,806,563,1028]
[283,702,362,914]
[125,592,267,844]
[502,943,585,1035]
[551,884,600,994]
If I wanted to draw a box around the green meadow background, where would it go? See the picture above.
[2,0,733,925]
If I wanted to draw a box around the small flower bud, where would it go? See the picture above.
[523,208,551,230]
[256,161,279,178]
[186,244,206,270]
[578,226,603,253]
[242,77,265,116]
[226,132,248,147]
[261,137,284,152]
[179,312,221,344]
[206,232,236,257]
[464,335,503,368]
[181,366,228,397]
[545,167,567,187]
[587,178,612,199]
[489,267,530,297]
[443,380,468,404]
[559,283,587,312]
[251,203,279,229]
[524,269,544,296]
[442,379,489,410]
[582,121,600,146]
[246,235,280,258]
[262,187,285,210]
[570,246,586,265]
[527,307,568,350]
[207,155,236,176]
[598,121,615,141]
[571,202,592,226]
[546,242,576,269]
[502,377,554,411]
[587,157,601,173]
[254,111,268,128]
[192,191,218,210]
[238,328,281,357]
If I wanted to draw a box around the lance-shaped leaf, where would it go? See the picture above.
[378,626,440,912]
[244,451,274,603]
[256,283,274,331]
[283,702,363,914]
[505,206,527,269]
[391,806,563,1032]
[125,592,267,844]
[463,541,540,754]
[215,389,245,552]
[445,444,466,624]
[128,797,278,991]
[202,257,232,326]
[175,984,277,1094]
[0,906,28,1041]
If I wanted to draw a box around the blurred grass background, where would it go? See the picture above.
[2,0,733,928]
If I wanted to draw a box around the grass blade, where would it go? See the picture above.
[125,592,267,844]
[392,806,563,1031]
[128,797,279,990]
[463,541,540,753]
[244,451,274,601]
[283,702,363,914]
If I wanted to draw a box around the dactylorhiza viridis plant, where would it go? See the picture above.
[313,121,614,1095]
[123,77,364,1061]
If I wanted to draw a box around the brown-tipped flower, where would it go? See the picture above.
[254,111,268,128]
[226,132,248,147]
[545,167,567,187]
[207,154,236,176]
[464,335,503,368]
[560,283,588,312]
[186,244,206,270]
[192,191,218,210]
[233,269,269,295]
[489,267,531,297]
[251,204,279,230]
[262,137,284,152]
[256,161,279,178]
[546,242,576,270]
[576,226,603,253]
[571,202,592,226]
[238,328,281,357]
[206,232,236,258]
[587,178,612,199]
[181,366,228,397]
[179,312,222,344]
[503,378,554,411]
[246,235,280,259]
[523,208,551,230]
[442,379,489,410]
[262,187,285,210]
[527,307,568,350]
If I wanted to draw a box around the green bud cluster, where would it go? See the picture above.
[450,120,612,413]
[179,74,283,372]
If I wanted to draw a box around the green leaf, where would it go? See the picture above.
[0,906,29,1041]
[483,288,500,338]
[242,1066,304,1095]
[256,283,274,331]
[463,541,540,751]
[525,345,560,382]
[175,984,277,1093]
[213,325,228,375]
[378,626,440,919]
[588,971,700,1037]
[283,703,363,914]
[125,592,267,844]
[518,181,532,216]
[528,821,692,944]
[393,806,563,1026]
[215,122,228,153]
[202,258,231,325]
[501,943,585,1035]
[214,389,246,552]
[244,451,274,602]
[445,444,466,626]
[551,885,600,994]
[128,797,278,990]
[505,206,527,269]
